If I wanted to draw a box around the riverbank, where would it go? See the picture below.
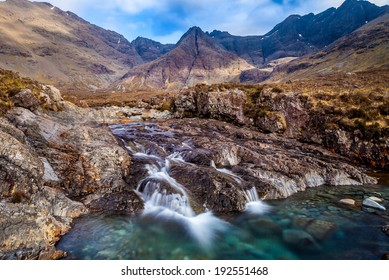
[0,82,387,259]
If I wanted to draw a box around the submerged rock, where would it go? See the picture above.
[362,198,386,211]
[247,218,282,237]
[282,229,320,251]
[292,217,338,241]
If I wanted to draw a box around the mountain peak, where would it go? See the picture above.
[178,26,206,42]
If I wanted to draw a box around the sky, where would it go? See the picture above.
[31,0,389,43]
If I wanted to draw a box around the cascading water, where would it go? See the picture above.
[137,161,194,217]
[244,187,272,215]
[210,160,271,215]
[131,144,229,249]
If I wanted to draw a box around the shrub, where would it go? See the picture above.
[379,102,389,116]
[347,108,367,119]
[271,87,283,93]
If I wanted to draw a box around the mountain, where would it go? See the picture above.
[132,37,175,63]
[207,31,264,66]
[270,12,389,81]
[0,0,143,90]
[210,0,388,66]
[114,27,254,91]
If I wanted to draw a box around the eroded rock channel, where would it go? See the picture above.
[111,119,376,213]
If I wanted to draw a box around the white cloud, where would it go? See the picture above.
[35,0,389,43]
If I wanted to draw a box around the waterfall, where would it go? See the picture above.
[137,162,194,217]
[244,187,271,215]
[131,145,228,249]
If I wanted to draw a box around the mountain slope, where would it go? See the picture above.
[270,13,389,81]
[0,0,143,90]
[132,37,175,63]
[210,0,388,66]
[115,27,254,91]
[262,0,388,61]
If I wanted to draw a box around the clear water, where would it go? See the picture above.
[56,183,389,260]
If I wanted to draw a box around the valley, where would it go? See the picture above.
[0,0,388,260]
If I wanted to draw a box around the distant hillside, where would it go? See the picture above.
[270,13,389,81]
[115,27,254,91]
[210,0,388,66]
[0,0,143,90]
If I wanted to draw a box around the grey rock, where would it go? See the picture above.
[363,198,386,211]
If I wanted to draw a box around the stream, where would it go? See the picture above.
[56,121,389,260]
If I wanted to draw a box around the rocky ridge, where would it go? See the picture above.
[209,0,388,66]
[175,84,389,170]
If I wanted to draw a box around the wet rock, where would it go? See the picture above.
[282,229,320,251]
[112,119,377,202]
[363,198,386,211]
[293,217,338,241]
[339,198,356,206]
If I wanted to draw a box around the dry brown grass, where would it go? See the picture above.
[62,89,176,108]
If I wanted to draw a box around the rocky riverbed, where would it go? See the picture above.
[0,85,387,259]
[57,183,389,260]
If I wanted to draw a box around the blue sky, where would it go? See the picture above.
[40,0,388,43]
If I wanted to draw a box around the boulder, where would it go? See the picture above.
[10,89,41,110]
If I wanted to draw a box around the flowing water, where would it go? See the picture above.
[56,122,389,260]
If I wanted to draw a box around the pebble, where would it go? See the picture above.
[369,196,383,202]
[362,198,386,211]
[339,198,356,206]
